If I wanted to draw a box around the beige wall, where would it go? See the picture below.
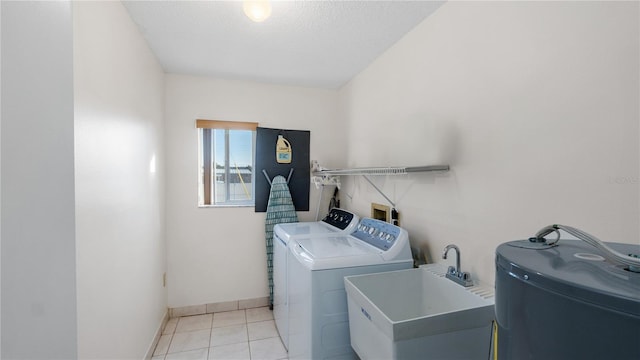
[74,2,167,358]
[164,74,345,308]
[338,1,639,285]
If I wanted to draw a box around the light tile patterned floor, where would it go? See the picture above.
[152,307,287,360]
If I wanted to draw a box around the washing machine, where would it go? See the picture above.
[273,208,359,350]
[287,218,414,360]
[495,239,640,360]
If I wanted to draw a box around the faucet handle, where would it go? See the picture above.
[447,265,457,276]
[445,267,474,287]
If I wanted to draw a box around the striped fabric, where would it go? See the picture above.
[265,175,298,308]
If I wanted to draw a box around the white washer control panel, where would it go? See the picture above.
[353,218,402,251]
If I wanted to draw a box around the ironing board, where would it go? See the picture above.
[264,175,298,309]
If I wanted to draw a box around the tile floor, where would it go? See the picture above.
[152,307,287,360]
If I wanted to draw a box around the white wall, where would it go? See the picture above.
[339,1,639,285]
[1,2,77,358]
[74,2,166,358]
[165,75,344,307]
[0,3,3,353]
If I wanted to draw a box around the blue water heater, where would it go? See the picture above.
[495,239,640,360]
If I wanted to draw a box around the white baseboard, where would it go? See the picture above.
[169,296,269,318]
[144,309,169,360]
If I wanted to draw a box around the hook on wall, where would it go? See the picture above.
[262,168,294,186]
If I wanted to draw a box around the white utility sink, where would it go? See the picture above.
[344,264,495,360]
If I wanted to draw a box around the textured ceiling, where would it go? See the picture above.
[123,1,444,89]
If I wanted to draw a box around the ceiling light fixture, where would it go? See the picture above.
[243,0,272,22]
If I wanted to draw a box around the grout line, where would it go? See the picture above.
[206,326,212,360]
[165,333,174,357]
[163,333,173,359]
[246,316,253,360]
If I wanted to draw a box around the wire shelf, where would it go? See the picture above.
[313,165,449,176]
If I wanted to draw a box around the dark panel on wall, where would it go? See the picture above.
[255,127,310,212]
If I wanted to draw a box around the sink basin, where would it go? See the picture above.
[344,264,495,360]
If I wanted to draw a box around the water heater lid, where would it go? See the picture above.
[496,240,640,316]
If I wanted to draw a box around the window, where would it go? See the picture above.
[197,120,258,206]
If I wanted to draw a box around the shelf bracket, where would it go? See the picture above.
[362,175,396,208]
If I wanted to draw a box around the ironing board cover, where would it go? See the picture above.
[265,175,298,308]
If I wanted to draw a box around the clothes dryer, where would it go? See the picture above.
[273,208,359,350]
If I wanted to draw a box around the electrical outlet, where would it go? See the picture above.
[163,272,166,287]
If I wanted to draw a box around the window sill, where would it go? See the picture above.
[198,204,255,209]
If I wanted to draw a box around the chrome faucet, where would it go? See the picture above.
[442,244,473,287]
